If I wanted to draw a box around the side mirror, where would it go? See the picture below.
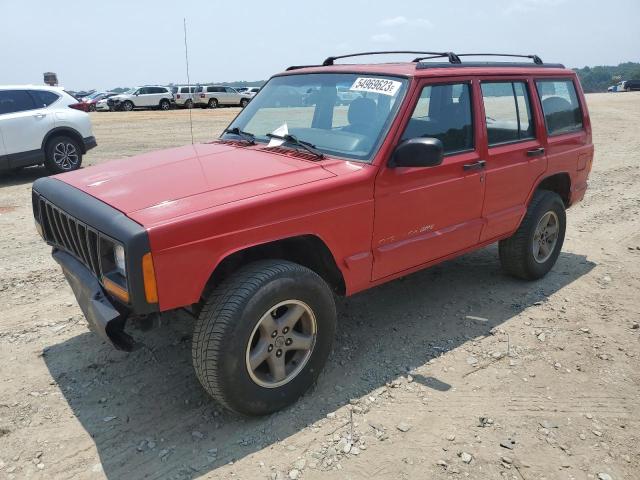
[389,137,444,168]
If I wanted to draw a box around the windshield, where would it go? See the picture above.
[223,73,408,162]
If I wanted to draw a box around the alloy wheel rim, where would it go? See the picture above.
[532,211,559,263]
[53,142,79,170]
[245,299,317,388]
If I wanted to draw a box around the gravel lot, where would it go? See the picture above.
[1,95,639,480]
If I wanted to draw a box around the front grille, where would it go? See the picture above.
[37,196,103,277]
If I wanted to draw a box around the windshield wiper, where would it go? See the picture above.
[265,133,324,159]
[223,127,256,144]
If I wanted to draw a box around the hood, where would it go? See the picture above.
[58,142,336,225]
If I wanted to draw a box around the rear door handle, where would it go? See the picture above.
[527,147,545,157]
[33,113,46,118]
[463,160,486,171]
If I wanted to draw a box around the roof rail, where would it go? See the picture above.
[321,51,460,66]
[284,51,561,72]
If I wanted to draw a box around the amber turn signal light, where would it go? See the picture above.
[103,277,130,303]
[142,252,158,304]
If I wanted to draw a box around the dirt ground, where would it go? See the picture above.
[1,95,639,480]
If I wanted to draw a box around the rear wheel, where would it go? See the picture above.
[159,99,171,110]
[192,260,336,415]
[122,101,134,111]
[499,190,566,280]
[184,99,193,109]
[208,98,218,109]
[44,136,82,174]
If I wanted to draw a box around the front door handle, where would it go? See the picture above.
[33,113,46,118]
[463,160,486,171]
[527,147,545,157]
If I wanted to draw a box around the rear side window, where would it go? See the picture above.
[481,81,534,145]
[401,83,473,155]
[31,90,60,107]
[536,79,583,135]
[0,90,37,114]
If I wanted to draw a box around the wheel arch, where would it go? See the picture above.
[533,172,572,207]
[42,127,86,153]
[201,234,346,300]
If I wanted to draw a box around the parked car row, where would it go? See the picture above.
[84,85,259,112]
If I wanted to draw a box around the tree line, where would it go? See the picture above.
[574,62,640,93]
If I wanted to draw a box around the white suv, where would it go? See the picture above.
[0,86,96,174]
[108,86,175,111]
[171,85,198,108]
[195,85,252,108]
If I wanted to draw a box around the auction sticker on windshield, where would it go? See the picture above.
[350,77,402,96]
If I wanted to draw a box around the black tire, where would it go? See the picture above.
[44,136,83,174]
[184,99,193,109]
[89,104,96,112]
[192,260,336,415]
[499,190,566,280]
[208,98,218,109]
[240,98,249,108]
[159,99,171,110]
[122,100,134,111]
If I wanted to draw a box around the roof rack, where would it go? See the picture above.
[321,51,461,66]
[284,51,564,71]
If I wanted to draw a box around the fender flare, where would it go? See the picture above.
[41,127,86,153]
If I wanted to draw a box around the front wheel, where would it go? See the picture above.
[122,100,134,111]
[240,98,249,108]
[192,260,336,415]
[499,190,566,280]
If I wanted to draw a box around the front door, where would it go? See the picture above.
[372,80,486,280]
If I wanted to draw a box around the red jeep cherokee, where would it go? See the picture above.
[32,51,593,415]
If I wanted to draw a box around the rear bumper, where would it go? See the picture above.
[53,249,134,350]
[83,136,97,152]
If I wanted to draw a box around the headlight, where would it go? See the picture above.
[114,244,126,276]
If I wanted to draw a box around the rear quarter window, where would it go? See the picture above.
[536,79,583,136]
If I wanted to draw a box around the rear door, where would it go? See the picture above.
[372,79,486,280]
[0,89,55,165]
[478,78,547,241]
[224,87,239,105]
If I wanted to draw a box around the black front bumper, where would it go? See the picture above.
[32,177,159,321]
[54,250,134,350]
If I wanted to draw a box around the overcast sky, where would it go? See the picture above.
[1,0,638,90]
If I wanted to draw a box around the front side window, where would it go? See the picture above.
[401,83,473,154]
[481,81,534,145]
[224,73,408,162]
[0,90,36,114]
[536,79,583,135]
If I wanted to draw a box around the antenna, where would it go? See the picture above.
[183,18,194,145]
